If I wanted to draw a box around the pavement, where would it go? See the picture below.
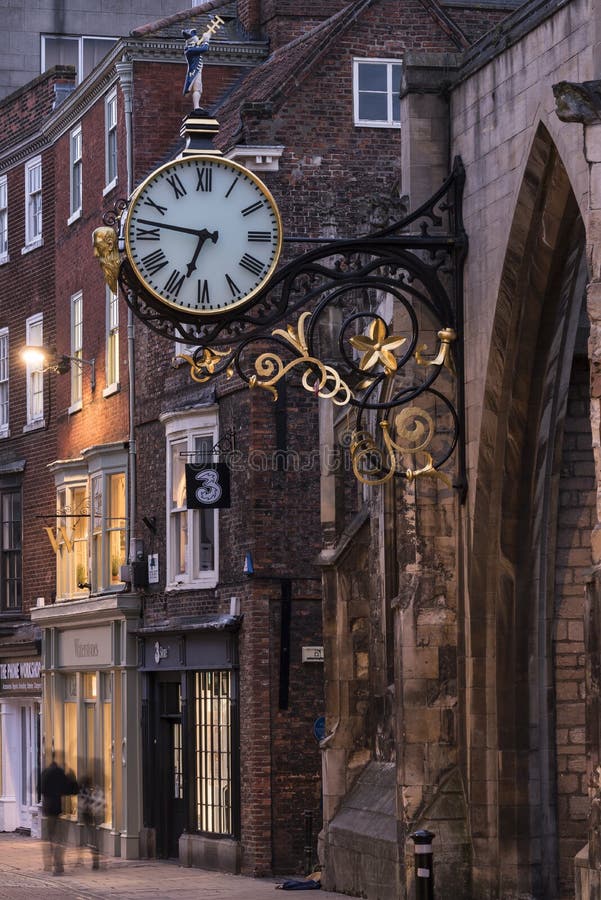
[0,833,354,899]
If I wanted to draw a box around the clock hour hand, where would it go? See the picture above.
[186,229,219,278]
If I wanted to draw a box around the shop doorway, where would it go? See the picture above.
[17,702,40,832]
[156,677,185,858]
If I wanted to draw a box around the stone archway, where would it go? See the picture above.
[466,123,589,899]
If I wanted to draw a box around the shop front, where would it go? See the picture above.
[0,628,42,836]
[138,618,240,872]
[31,594,142,858]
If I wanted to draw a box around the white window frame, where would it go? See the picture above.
[53,465,89,601]
[23,156,43,251]
[70,291,83,412]
[41,34,116,85]
[69,124,82,223]
[0,176,8,264]
[0,328,8,437]
[24,313,44,430]
[104,89,118,194]
[353,58,402,128]
[52,445,127,599]
[162,407,219,590]
[104,287,120,396]
[86,447,127,594]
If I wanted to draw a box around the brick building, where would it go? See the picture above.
[7,0,587,895]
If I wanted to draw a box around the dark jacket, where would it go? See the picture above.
[40,762,69,816]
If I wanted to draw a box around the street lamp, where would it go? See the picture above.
[21,345,96,392]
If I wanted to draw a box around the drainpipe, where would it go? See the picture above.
[115,60,138,568]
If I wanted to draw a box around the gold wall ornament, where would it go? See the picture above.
[350,429,396,485]
[252,349,353,406]
[92,226,121,294]
[177,347,231,383]
[405,452,452,487]
[248,312,353,405]
[387,407,435,454]
[414,327,457,375]
[349,318,406,375]
[349,412,452,487]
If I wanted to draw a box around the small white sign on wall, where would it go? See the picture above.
[302,646,324,663]
[148,554,159,584]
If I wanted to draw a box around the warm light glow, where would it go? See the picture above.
[21,345,47,366]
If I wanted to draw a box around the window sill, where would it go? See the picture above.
[103,178,118,197]
[0,253,9,266]
[67,208,82,226]
[166,576,218,592]
[68,400,82,415]
[23,419,45,433]
[21,238,44,255]
[102,382,120,398]
[0,426,9,439]
[354,121,401,129]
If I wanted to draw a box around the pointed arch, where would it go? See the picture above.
[465,123,588,898]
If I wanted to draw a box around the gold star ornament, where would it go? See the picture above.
[349,319,406,376]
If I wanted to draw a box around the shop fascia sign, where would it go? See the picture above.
[0,658,42,694]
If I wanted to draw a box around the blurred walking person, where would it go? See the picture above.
[78,770,104,869]
[40,752,73,875]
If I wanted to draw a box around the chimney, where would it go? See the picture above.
[238,0,262,35]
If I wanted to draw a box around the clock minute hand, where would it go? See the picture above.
[136,217,212,238]
[186,229,219,278]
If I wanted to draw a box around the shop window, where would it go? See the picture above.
[63,685,77,817]
[353,58,402,128]
[194,670,235,836]
[164,409,219,589]
[102,674,112,826]
[0,484,21,612]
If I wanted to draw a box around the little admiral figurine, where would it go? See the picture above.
[182,15,224,111]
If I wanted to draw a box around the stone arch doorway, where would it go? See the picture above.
[466,123,590,899]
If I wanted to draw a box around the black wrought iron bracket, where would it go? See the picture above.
[115,157,467,496]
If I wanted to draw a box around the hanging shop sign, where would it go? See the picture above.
[185,462,231,508]
[0,658,42,695]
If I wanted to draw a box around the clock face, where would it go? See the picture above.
[124,155,282,316]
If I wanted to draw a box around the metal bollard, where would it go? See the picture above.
[410,829,435,900]
[303,810,313,875]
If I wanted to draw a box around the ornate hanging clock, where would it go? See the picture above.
[123,154,283,318]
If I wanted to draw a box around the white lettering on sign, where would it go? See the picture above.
[154,642,168,665]
[193,468,222,504]
[417,868,431,878]
[0,660,41,681]
[74,639,99,658]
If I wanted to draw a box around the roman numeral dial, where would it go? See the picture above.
[125,155,282,316]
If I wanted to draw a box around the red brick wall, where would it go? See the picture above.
[554,354,592,894]
[0,76,67,612]
[52,91,129,457]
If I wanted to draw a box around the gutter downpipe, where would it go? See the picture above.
[115,59,137,567]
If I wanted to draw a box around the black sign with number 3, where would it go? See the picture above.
[185,463,231,508]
